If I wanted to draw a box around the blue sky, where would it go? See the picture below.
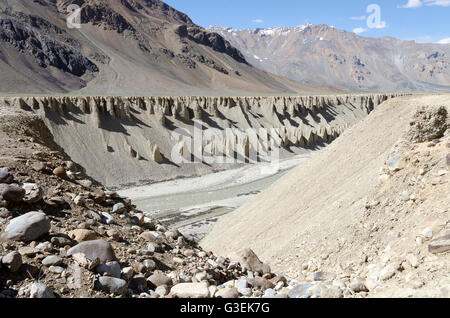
[164,0,450,43]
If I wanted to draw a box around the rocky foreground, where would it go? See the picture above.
[1,96,448,299]
[0,106,364,299]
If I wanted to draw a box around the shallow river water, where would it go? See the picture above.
[118,154,310,240]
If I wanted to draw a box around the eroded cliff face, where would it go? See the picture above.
[0,94,404,188]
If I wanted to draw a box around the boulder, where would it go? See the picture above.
[67,240,117,263]
[229,248,271,274]
[2,212,51,241]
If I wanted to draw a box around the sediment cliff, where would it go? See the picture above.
[0,94,403,188]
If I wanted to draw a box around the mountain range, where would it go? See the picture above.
[208,24,450,92]
[0,0,332,95]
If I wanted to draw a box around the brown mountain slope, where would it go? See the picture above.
[209,25,450,93]
[0,0,336,95]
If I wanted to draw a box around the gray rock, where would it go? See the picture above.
[112,203,126,214]
[170,282,210,298]
[155,285,169,297]
[42,255,62,267]
[350,278,369,293]
[95,277,127,295]
[229,248,271,274]
[263,288,277,298]
[248,277,275,291]
[101,212,115,225]
[288,283,314,298]
[386,154,404,171]
[96,261,121,278]
[148,273,172,287]
[51,236,73,247]
[0,207,11,218]
[0,184,25,202]
[0,167,13,184]
[49,266,65,274]
[428,232,450,254]
[314,271,336,282]
[129,275,147,292]
[89,210,102,222]
[30,283,55,298]
[2,251,22,272]
[77,179,93,188]
[67,240,117,263]
[2,212,51,241]
[21,183,44,203]
[216,287,239,298]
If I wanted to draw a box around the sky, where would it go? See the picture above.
[164,0,450,44]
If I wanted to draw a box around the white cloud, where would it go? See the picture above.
[373,21,387,29]
[437,37,450,44]
[398,0,450,7]
[398,0,423,8]
[350,16,366,20]
[353,27,367,34]
[252,19,264,24]
[425,0,450,6]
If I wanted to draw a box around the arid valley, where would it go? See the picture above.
[0,0,448,302]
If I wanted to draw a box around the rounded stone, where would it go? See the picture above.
[2,212,51,242]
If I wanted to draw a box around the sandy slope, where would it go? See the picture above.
[201,94,449,297]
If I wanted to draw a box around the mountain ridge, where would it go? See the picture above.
[208,24,450,92]
[0,0,336,95]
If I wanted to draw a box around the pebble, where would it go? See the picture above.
[69,229,97,243]
[30,283,55,298]
[0,167,14,184]
[95,277,127,295]
[262,288,277,298]
[229,248,271,274]
[49,266,65,274]
[2,251,22,272]
[96,261,121,278]
[21,183,44,203]
[121,267,134,280]
[0,207,11,218]
[170,282,210,298]
[53,166,66,179]
[216,287,239,298]
[148,273,173,287]
[155,285,169,297]
[0,184,25,202]
[42,255,63,267]
[112,203,126,214]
